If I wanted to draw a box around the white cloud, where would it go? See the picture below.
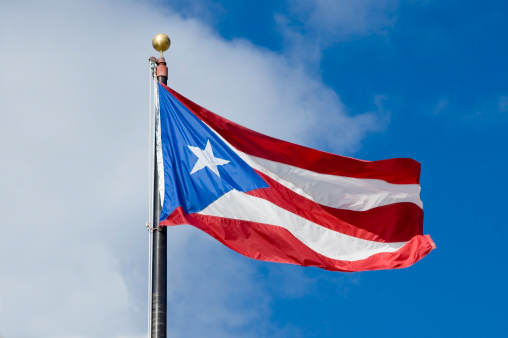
[275,0,398,63]
[498,96,508,113]
[0,0,379,337]
[287,0,398,38]
[432,99,449,115]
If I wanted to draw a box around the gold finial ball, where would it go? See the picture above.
[152,33,171,54]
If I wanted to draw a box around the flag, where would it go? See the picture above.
[156,83,435,272]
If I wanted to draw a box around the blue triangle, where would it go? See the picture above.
[158,84,269,220]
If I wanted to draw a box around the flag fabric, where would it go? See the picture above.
[156,83,435,272]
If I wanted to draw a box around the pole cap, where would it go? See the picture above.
[152,34,171,56]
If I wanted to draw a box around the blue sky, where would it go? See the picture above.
[1,0,507,337]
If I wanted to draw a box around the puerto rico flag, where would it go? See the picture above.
[156,83,435,272]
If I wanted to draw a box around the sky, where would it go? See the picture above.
[1,0,507,337]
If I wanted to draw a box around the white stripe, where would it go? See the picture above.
[197,190,407,261]
[195,118,422,212]
[242,155,423,211]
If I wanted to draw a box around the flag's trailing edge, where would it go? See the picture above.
[157,83,435,272]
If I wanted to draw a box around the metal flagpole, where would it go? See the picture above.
[150,33,170,338]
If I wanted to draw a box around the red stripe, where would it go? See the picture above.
[160,207,435,272]
[247,171,424,243]
[161,84,421,184]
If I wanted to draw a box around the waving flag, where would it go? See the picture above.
[156,83,435,272]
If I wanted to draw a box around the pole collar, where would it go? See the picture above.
[156,57,168,79]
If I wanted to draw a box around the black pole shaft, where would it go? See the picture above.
[151,74,167,338]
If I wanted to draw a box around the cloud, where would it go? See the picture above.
[432,99,449,115]
[276,0,399,61]
[286,0,398,39]
[460,95,508,122]
[498,96,508,113]
[0,0,381,337]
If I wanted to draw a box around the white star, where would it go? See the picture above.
[187,140,230,177]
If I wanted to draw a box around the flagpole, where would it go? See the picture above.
[150,34,170,338]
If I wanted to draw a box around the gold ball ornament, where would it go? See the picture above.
[152,34,171,56]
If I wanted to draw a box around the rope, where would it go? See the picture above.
[148,59,157,229]
[147,59,157,338]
